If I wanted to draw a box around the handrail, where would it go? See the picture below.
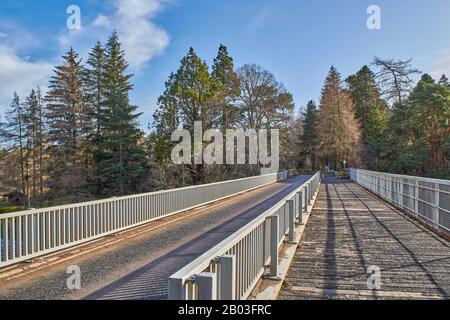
[168,172,321,300]
[350,168,450,234]
[0,171,288,268]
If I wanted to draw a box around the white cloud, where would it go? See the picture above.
[92,15,111,28]
[59,0,170,70]
[0,45,53,114]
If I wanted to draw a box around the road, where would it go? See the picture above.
[279,179,450,300]
[0,175,310,300]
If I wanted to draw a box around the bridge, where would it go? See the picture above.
[0,169,449,300]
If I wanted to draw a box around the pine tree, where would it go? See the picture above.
[3,93,28,206]
[45,48,89,198]
[153,47,218,184]
[25,89,40,201]
[94,32,146,196]
[372,57,420,105]
[315,67,362,169]
[211,44,240,130]
[300,100,318,170]
[409,74,450,170]
[346,66,386,140]
[85,41,107,135]
[365,105,390,169]
[439,74,449,87]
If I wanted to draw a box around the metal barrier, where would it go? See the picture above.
[168,172,321,300]
[350,169,450,235]
[0,171,288,268]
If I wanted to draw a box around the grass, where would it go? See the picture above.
[0,206,25,214]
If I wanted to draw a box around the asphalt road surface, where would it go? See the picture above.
[0,175,310,300]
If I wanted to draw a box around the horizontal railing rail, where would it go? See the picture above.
[168,172,321,300]
[0,171,289,268]
[350,169,450,235]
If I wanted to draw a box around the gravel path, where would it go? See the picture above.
[0,176,309,300]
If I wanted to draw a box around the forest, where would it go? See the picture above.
[0,32,449,211]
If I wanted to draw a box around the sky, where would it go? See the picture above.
[1,0,450,129]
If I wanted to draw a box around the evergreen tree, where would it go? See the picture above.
[365,105,390,169]
[153,47,219,184]
[315,67,362,169]
[346,66,386,140]
[439,74,449,87]
[300,100,318,170]
[85,41,107,135]
[45,48,89,198]
[211,44,240,130]
[3,93,28,206]
[24,89,45,201]
[94,32,146,196]
[409,74,450,171]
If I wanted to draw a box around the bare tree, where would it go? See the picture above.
[236,64,293,130]
[372,57,421,105]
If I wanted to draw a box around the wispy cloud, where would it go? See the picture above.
[59,0,170,70]
[247,7,273,36]
[0,22,53,113]
[0,45,53,114]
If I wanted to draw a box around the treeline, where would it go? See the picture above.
[0,32,449,210]
[1,32,146,207]
[0,34,295,208]
[297,60,449,178]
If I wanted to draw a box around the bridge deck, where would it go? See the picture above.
[0,176,309,300]
[279,179,450,300]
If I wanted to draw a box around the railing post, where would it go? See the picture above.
[218,255,236,300]
[435,183,440,229]
[308,182,312,205]
[264,215,281,280]
[304,184,309,210]
[415,180,419,216]
[399,178,404,207]
[197,272,217,300]
[288,199,296,244]
[297,191,303,225]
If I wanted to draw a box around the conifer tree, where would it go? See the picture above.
[372,57,420,105]
[315,67,362,169]
[346,66,386,140]
[85,41,107,135]
[153,47,218,184]
[300,100,318,170]
[45,48,89,198]
[409,74,450,170]
[439,74,449,87]
[3,93,28,206]
[94,32,146,196]
[211,44,240,130]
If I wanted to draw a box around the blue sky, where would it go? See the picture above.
[1,0,450,129]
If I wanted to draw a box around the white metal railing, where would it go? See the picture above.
[350,169,450,234]
[168,172,321,300]
[0,171,289,268]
